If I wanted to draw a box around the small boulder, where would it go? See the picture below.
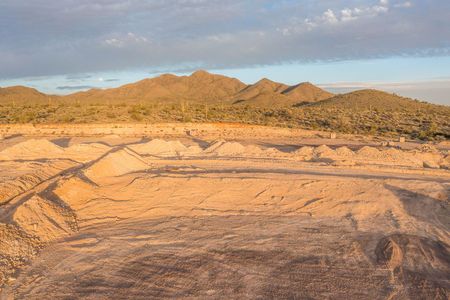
[423,160,440,169]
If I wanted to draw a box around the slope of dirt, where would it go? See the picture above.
[0,139,64,160]
[0,139,110,163]
[0,160,80,205]
[83,148,149,182]
[203,140,246,156]
[12,195,78,242]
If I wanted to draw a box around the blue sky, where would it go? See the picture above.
[0,0,449,104]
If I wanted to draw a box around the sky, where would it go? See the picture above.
[0,0,449,105]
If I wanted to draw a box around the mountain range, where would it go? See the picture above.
[0,70,334,106]
[0,70,445,111]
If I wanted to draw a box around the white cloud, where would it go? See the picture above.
[103,32,149,48]
[394,1,413,8]
[280,1,391,33]
[322,9,339,24]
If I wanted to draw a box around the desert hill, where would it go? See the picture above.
[233,79,334,106]
[66,70,247,104]
[0,86,57,105]
[310,89,444,111]
[283,82,334,103]
[232,78,292,106]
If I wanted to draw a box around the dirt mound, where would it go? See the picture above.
[84,148,148,181]
[12,195,78,242]
[0,139,64,160]
[67,143,110,152]
[314,145,335,156]
[65,143,111,162]
[130,139,187,156]
[0,160,79,205]
[0,192,78,287]
[203,140,246,156]
[264,147,284,157]
[0,223,41,286]
[294,146,314,157]
[356,146,381,159]
[244,145,265,156]
[182,145,204,156]
[335,146,354,157]
[375,234,450,298]
[312,145,337,162]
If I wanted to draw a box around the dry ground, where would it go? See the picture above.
[0,125,449,299]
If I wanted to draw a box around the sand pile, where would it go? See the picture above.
[314,145,335,157]
[0,224,40,285]
[352,146,447,168]
[375,234,450,278]
[293,146,314,158]
[263,147,285,157]
[335,146,355,157]
[0,160,79,205]
[291,144,447,168]
[64,143,111,163]
[12,195,78,242]
[0,139,110,163]
[66,143,110,152]
[0,139,64,160]
[410,151,444,169]
[356,146,381,159]
[84,148,149,181]
[311,145,337,162]
[308,145,357,165]
[356,146,409,165]
[202,140,226,153]
[244,145,265,156]
[130,139,187,156]
[0,193,78,286]
[203,140,247,156]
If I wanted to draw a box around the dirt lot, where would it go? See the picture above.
[0,124,449,299]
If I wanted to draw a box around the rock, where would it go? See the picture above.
[423,160,440,169]
[398,137,406,143]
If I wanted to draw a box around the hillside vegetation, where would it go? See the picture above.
[0,72,449,140]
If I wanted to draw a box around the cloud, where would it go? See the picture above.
[0,0,449,78]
